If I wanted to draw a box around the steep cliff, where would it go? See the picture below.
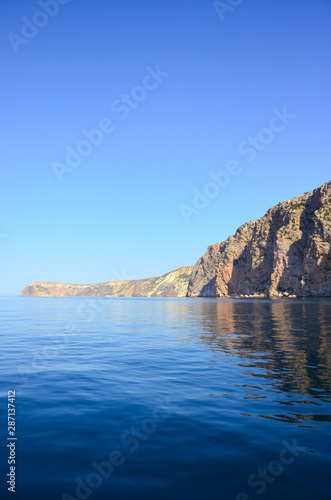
[21,267,192,298]
[187,180,331,297]
[21,181,331,299]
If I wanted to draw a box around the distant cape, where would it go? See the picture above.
[21,180,331,298]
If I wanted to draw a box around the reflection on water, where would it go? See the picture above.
[182,299,331,423]
[0,297,330,500]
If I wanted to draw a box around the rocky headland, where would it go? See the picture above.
[188,180,331,298]
[21,267,192,298]
[21,180,331,298]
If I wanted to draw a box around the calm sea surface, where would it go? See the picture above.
[0,297,331,500]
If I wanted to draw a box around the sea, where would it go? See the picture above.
[0,297,330,500]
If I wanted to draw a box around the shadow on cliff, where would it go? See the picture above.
[226,212,285,296]
[200,276,217,296]
[277,193,330,296]
[225,193,330,297]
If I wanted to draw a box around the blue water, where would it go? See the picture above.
[1,297,331,500]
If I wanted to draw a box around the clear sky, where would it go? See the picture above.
[0,0,330,296]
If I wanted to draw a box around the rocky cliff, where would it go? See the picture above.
[187,180,331,298]
[21,267,192,298]
[21,181,331,299]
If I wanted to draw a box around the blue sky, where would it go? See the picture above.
[0,0,330,295]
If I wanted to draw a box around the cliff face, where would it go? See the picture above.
[21,181,331,299]
[187,180,331,298]
[21,267,192,298]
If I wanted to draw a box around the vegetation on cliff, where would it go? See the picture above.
[187,180,331,297]
[21,180,331,298]
[21,267,192,298]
